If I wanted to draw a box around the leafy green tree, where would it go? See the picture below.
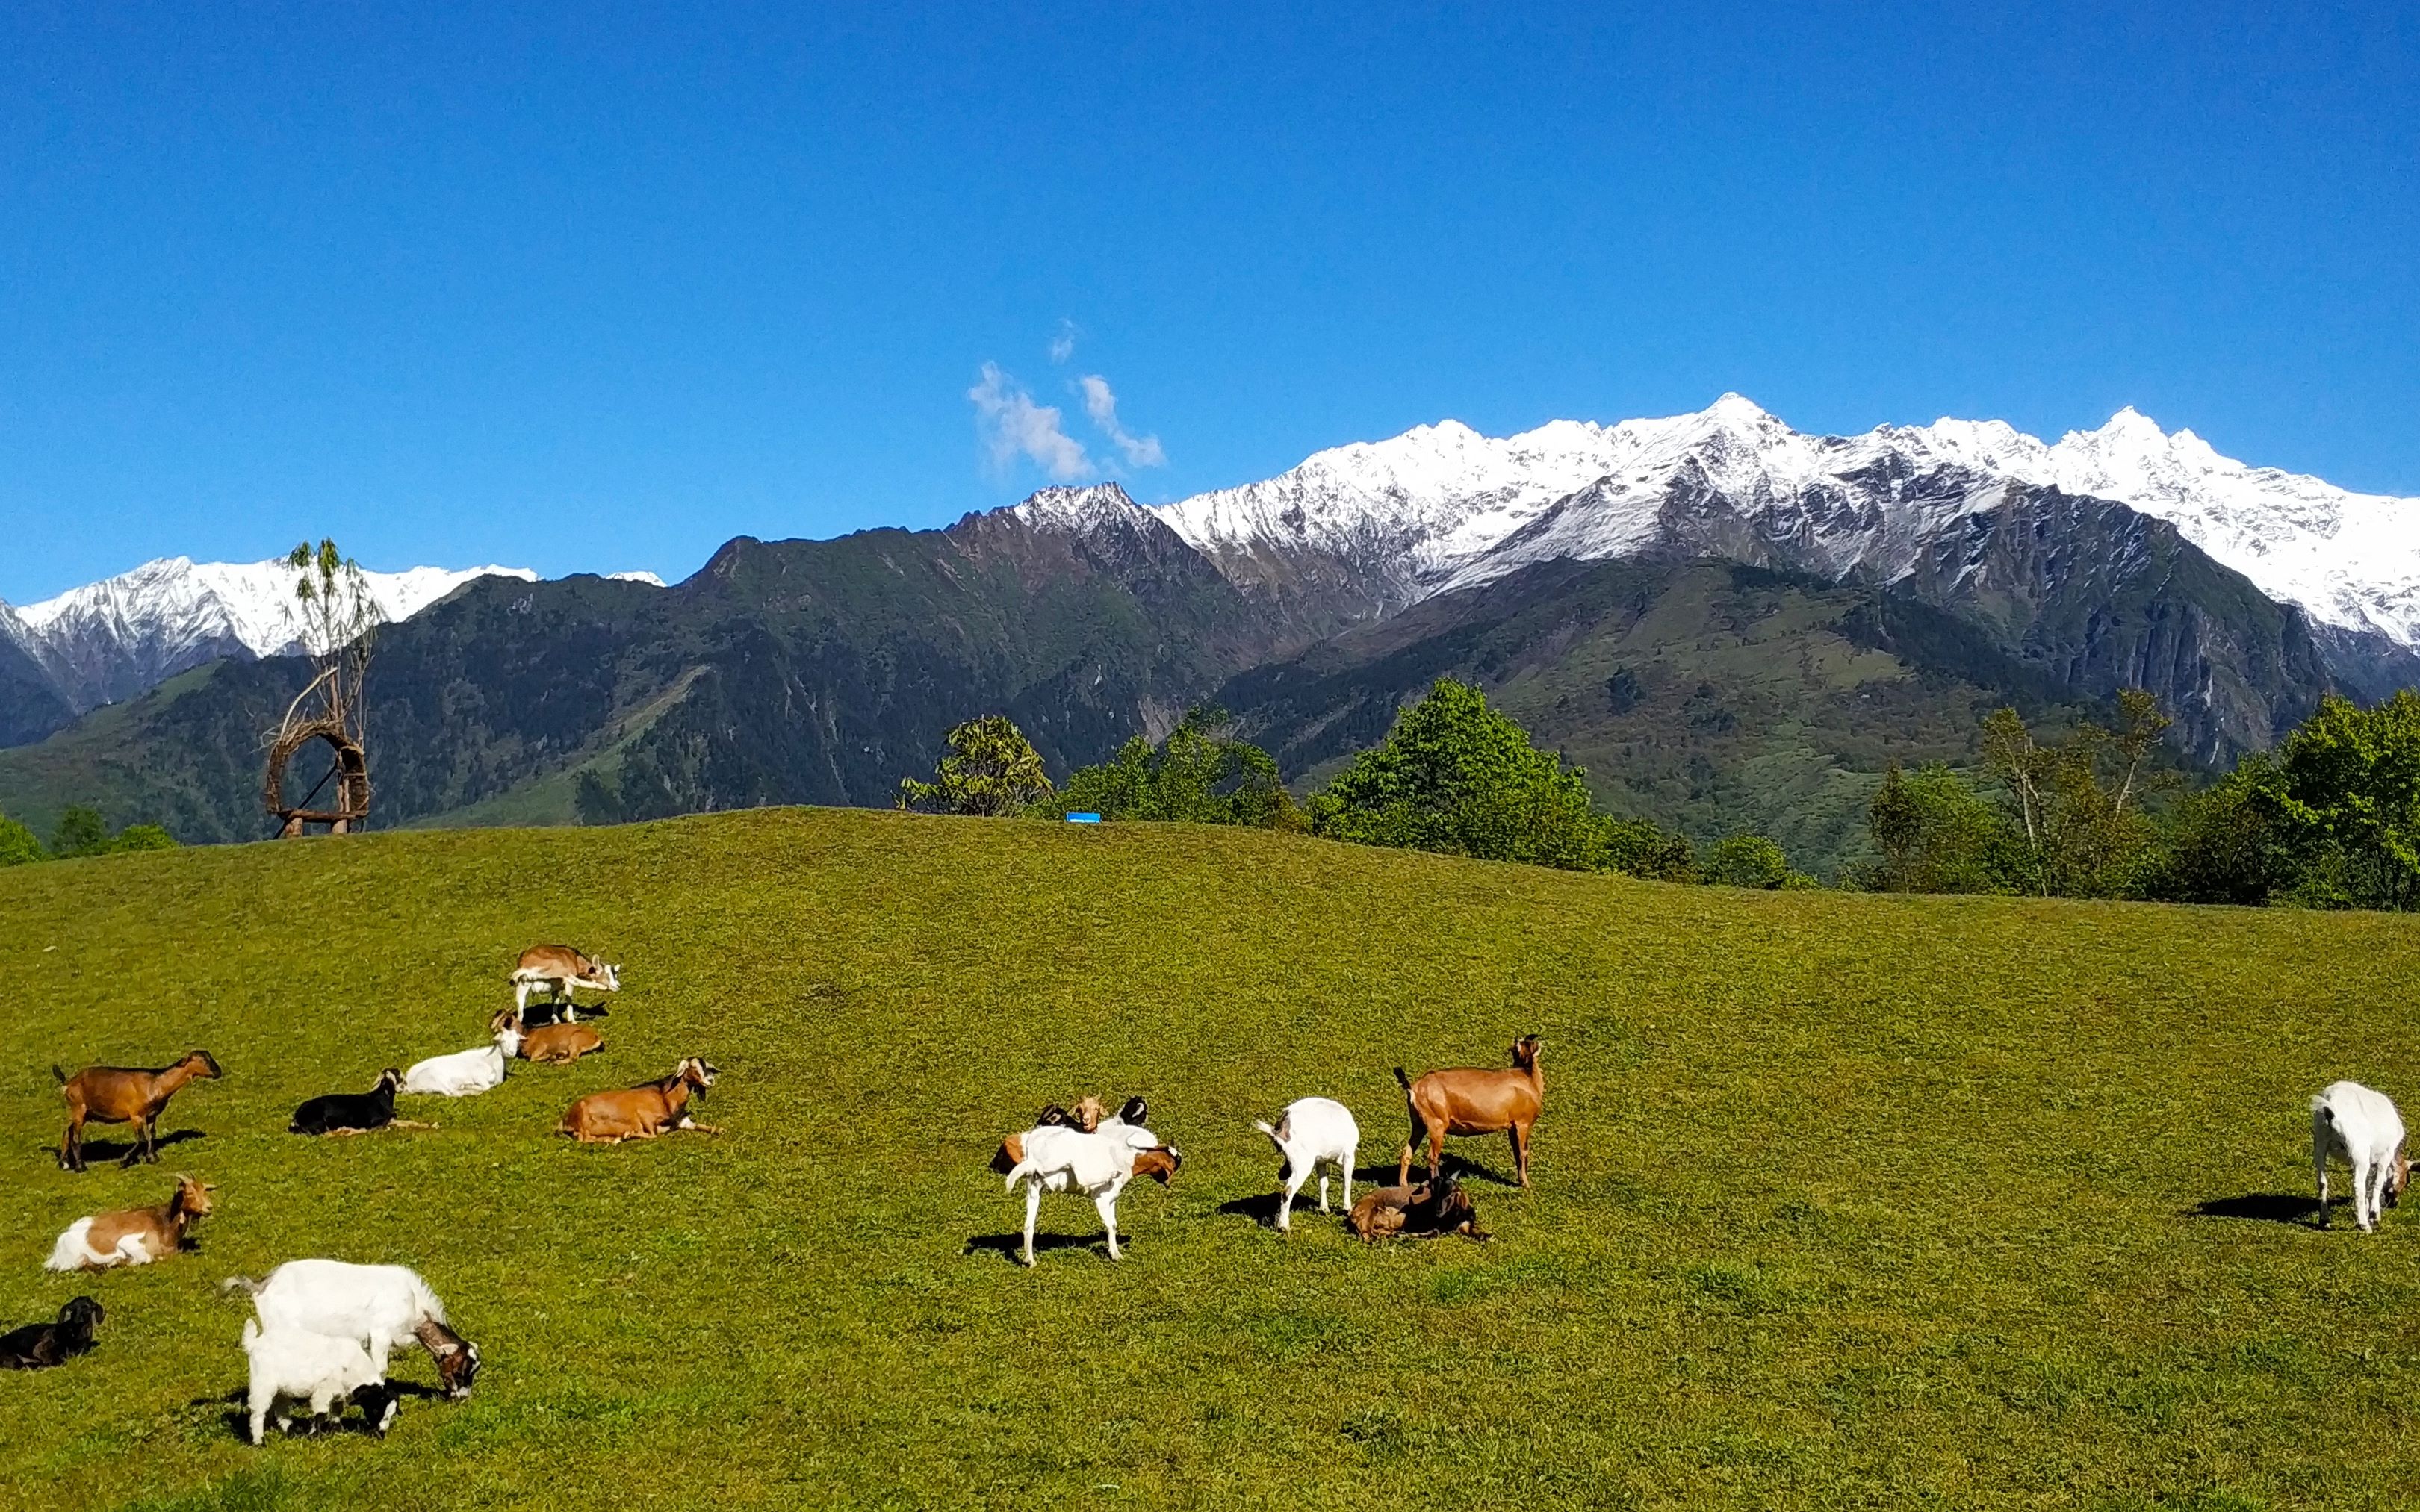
[1979,688,2172,897]
[1054,709,1303,829]
[2141,762,2294,906]
[52,806,109,859]
[898,715,1055,817]
[108,824,178,854]
[1310,679,1682,875]
[0,812,43,865]
[1702,833,1811,889]
[1853,763,2023,893]
[2238,690,2420,910]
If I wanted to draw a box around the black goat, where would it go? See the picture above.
[290,1069,418,1136]
[0,1296,105,1369]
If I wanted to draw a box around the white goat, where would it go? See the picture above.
[223,1259,481,1398]
[2313,1080,2410,1233]
[242,1319,395,1444]
[1253,1096,1360,1233]
[402,1014,524,1097]
[1002,1121,1180,1267]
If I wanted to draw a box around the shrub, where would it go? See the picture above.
[898,716,1055,818]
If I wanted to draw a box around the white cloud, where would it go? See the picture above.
[1049,320,1079,364]
[968,361,1095,482]
[1077,374,1167,469]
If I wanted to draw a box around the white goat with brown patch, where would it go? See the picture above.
[509,945,620,1018]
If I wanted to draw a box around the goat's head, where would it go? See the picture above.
[1131,1145,1182,1185]
[171,1174,216,1220]
[436,1332,481,1399]
[1117,1095,1149,1126]
[185,1050,225,1079]
[1070,1095,1107,1133]
[375,1068,403,1094]
[676,1057,719,1096]
[2389,1146,2412,1209]
[489,1008,521,1035]
[598,962,621,991]
[58,1296,104,1336]
[1510,1034,1542,1070]
[1034,1104,1071,1128]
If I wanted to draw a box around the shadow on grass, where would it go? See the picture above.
[48,1128,207,1169]
[963,1231,1117,1266]
[1379,1157,1523,1189]
[190,1383,422,1443]
[2191,1192,2321,1226]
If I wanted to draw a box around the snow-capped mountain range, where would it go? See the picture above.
[1151,394,2420,652]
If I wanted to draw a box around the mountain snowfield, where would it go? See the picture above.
[1154,395,2420,649]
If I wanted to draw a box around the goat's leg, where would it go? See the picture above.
[1338,1157,1352,1213]
[2315,1143,2331,1226]
[1512,1123,1531,1189]
[1317,1170,1332,1214]
[61,1112,84,1172]
[1276,1167,1304,1233]
[1427,1126,1446,1185]
[248,1389,273,1446]
[1021,1182,1041,1268]
[1096,1193,1122,1260]
[2351,1155,2377,1231]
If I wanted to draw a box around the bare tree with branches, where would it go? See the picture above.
[264,539,382,836]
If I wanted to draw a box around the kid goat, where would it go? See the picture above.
[510,944,620,1018]
[2313,1079,2409,1233]
[54,1049,223,1171]
[47,1175,215,1272]
[1254,1096,1360,1233]
[1397,1034,1544,1188]
[224,1259,481,1400]
[241,1319,396,1444]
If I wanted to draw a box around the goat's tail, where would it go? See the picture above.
[51,1064,66,1085]
[1393,1067,1412,1092]
[1253,1119,1285,1151]
[240,1317,260,1349]
[219,1275,264,1300]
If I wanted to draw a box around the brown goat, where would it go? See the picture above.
[558,1057,719,1144]
[520,1021,604,1065]
[55,1050,223,1172]
[1396,1035,1544,1188]
[45,1175,216,1271]
[1346,1175,1486,1243]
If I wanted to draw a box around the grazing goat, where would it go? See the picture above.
[0,1297,105,1369]
[1255,1097,1360,1233]
[509,945,620,1018]
[518,1017,604,1065]
[241,1319,397,1444]
[401,1012,523,1096]
[47,1175,216,1271]
[1346,1175,1488,1243]
[2314,1080,2410,1233]
[1397,1034,1544,1188]
[224,1259,481,1399]
[54,1049,223,1171]
[558,1057,719,1143]
[291,1069,429,1136]
[1000,1117,1181,1267]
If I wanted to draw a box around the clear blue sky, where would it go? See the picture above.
[3,2,2414,603]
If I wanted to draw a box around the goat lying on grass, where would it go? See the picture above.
[2314,1080,2409,1232]
[290,1069,433,1136]
[54,1050,222,1171]
[1397,1034,1544,1188]
[241,1319,396,1444]
[1347,1175,1488,1243]
[559,1057,719,1143]
[400,1012,522,1096]
[0,1297,104,1369]
[46,1175,215,1271]
[224,1259,480,1399]
[1255,1096,1360,1233]
[518,1015,604,1065]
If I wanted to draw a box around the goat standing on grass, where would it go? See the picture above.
[241,1319,396,1444]
[995,1113,1180,1267]
[46,1175,215,1271]
[510,945,620,1019]
[401,1012,523,1096]
[2314,1080,2409,1232]
[1397,1034,1545,1188]
[1254,1097,1359,1233]
[54,1050,223,1170]
[223,1260,480,1399]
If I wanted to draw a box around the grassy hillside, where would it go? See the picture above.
[1,809,2415,1510]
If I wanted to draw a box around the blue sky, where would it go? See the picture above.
[2,2,2414,602]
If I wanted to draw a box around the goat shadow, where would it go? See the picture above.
[190,1384,429,1443]
[963,1231,1128,1266]
[2191,1192,2324,1227]
[1374,1156,1522,1189]
[44,1129,205,1168]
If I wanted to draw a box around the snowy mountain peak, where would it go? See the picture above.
[1008,482,1152,535]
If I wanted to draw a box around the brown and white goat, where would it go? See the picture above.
[558,1057,719,1143]
[1396,1034,1544,1188]
[46,1175,216,1271]
[509,945,620,1018]
[54,1050,223,1171]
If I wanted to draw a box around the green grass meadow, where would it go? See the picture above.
[1,809,2416,1508]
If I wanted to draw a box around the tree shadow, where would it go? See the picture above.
[963,1231,1116,1266]
[2190,1192,2321,1226]
[49,1129,206,1169]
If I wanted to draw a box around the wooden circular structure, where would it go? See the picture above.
[264,718,371,836]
